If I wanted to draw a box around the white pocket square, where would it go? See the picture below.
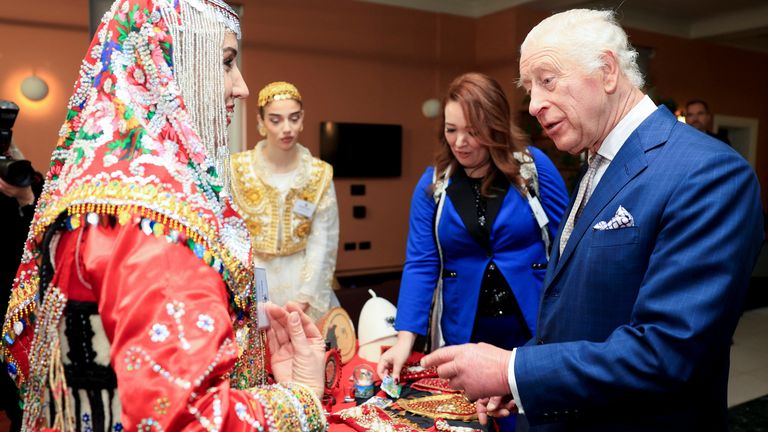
[594,205,634,230]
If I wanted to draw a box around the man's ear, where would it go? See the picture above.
[600,50,620,94]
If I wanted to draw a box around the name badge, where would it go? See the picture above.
[255,267,271,330]
[528,195,549,228]
[293,199,316,218]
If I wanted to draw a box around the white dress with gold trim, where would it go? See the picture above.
[231,141,340,320]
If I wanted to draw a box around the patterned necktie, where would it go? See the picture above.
[559,153,605,255]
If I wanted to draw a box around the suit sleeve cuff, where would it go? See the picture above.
[509,347,525,414]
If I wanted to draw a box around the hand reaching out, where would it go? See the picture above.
[420,342,512,401]
[376,332,415,382]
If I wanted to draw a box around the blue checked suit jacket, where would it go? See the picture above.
[514,106,764,431]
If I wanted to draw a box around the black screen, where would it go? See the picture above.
[320,121,402,178]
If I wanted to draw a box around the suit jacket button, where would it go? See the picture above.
[537,338,544,345]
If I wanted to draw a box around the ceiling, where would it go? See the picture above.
[359,0,768,53]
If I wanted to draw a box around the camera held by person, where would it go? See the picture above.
[1,99,41,432]
[1,100,35,188]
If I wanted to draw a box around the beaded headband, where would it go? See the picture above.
[190,0,241,38]
[258,81,302,108]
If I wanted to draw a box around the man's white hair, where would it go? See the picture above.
[521,9,644,89]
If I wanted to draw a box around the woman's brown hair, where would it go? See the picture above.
[434,72,529,196]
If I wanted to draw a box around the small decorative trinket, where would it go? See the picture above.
[352,364,375,399]
[321,393,335,414]
[381,374,402,398]
[324,347,342,396]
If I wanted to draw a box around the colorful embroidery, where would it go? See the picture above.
[83,413,93,432]
[234,402,265,431]
[197,314,215,333]
[150,324,170,343]
[153,397,170,416]
[187,394,223,431]
[397,394,478,422]
[331,402,421,432]
[137,418,165,431]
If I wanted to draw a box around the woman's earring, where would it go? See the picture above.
[258,124,266,136]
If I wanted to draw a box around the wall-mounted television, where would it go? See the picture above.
[320,121,402,178]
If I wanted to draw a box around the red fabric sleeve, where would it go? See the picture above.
[64,222,323,431]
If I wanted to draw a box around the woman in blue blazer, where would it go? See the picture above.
[378,73,567,428]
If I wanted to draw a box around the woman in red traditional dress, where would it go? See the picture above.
[1,0,327,431]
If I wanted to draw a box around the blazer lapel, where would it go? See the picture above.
[446,170,489,250]
[485,173,511,233]
[547,106,676,285]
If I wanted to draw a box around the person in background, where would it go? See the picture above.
[378,72,568,431]
[422,10,762,431]
[0,143,42,432]
[2,1,327,430]
[230,81,340,321]
[685,98,731,145]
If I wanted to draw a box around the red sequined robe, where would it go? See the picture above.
[15,217,325,431]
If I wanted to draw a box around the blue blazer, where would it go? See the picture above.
[395,147,568,346]
[515,107,764,431]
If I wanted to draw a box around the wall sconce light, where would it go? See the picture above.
[20,75,49,102]
[421,98,441,119]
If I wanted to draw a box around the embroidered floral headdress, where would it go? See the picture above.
[2,0,255,389]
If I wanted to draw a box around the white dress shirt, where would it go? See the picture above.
[508,95,658,414]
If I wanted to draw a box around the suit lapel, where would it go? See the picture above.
[547,106,677,286]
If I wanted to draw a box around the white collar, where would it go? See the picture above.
[595,95,657,162]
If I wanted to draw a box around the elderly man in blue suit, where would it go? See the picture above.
[422,8,764,431]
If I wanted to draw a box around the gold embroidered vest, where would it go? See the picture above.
[231,142,333,256]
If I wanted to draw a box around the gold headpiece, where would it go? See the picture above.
[258,81,302,108]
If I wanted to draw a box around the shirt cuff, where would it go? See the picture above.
[508,347,525,414]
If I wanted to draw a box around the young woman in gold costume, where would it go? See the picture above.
[231,82,340,321]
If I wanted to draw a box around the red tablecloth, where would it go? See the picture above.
[327,351,387,430]
[325,348,487,431]
[328,350,430,431]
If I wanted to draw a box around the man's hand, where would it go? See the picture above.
[477,395,518,426]
[0,177,34,206]
[420,342,512,400]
